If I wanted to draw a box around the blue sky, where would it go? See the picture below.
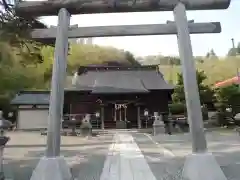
[40,0,239,57]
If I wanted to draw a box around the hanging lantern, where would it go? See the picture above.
[144,109,149,116]
[71,117,76,121]
[95,112,100,118]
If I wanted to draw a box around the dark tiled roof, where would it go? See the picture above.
[74,65,173,93]
[92,74,148,94]
[11,91,50,105]
[11,65,173,104]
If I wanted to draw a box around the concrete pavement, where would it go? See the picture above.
[100,133,157,180]
[149,130,240,180]
[2,130,240,180]
[3,132,113,180]
[132,132,185,180]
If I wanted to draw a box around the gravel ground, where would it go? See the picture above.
[2,131,113,180]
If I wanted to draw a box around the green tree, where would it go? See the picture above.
[215,85,240,113]
[0,0,46,65]
[124,51,141,66]
[206,49,218,59]
[172,70,215,105]
[214,85,240,126]
[40,44,137,87]
[0,0,49,109]
[67,44,128,73]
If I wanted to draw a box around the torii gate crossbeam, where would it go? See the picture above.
[15,0,231,16]
[31,22,221,40]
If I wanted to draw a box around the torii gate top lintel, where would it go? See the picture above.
[15,0,231,16]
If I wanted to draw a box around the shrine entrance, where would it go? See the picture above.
[114,104,127,122]
[114,104,128,129]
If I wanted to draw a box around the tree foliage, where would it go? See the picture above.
[215,85,240,113]
[206,49,218,59]
[157,56,240,86]
[0,0,48,108]
[172,70,215,106]
[40,44,139,84]
[124,51,141,66]
[0,0,46,65]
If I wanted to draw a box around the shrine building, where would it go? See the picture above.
[11,65,173,130]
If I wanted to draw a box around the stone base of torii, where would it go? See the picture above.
[30,157,72,180]
[13,0,231,180]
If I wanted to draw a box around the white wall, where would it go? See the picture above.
[18,109,49,130]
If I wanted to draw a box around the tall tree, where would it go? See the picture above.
[0,0,48,108]
[172,70,215,106]
[206,49,218,59]
[124,51,141,66]
[0,0,46,65]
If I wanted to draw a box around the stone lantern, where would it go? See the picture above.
[152,112,165,136]
[80,114,92,136]
[0,111,12,180]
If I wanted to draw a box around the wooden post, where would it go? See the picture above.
[137,106,141,129]
[46,8,70,157]
[101,105,104,130]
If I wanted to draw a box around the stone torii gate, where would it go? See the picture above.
[14,0,231,180]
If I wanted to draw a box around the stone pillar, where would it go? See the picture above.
[30,8,72,180]
[101,105,104,129]
[137,106,141,129]
[153,112,165,136]
[119,106,122,121]
[164,114,172,135]
[124,106,127,121]
[114,104,117,122]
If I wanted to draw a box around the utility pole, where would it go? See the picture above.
[231,38,235,49]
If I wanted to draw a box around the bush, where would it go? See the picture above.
[202,105,209,121]
[169,103,186,115]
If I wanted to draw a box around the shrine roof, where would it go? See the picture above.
[11,65,174,105]
[73,65,173,93]
[11,91,50,105]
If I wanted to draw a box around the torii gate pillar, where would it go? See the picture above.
[30,8,73,180]
[174,2,227,180]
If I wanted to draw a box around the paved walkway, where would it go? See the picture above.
[4,131,240,180]
[4,132,112,180]
[100,133,157,180]
[98,130,240,180]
